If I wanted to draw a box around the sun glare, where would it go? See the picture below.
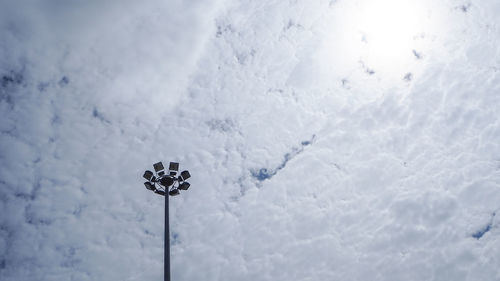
[318,0,439,85]
[356,0,429,73]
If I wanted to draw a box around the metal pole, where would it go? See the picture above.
[165,192,170,281]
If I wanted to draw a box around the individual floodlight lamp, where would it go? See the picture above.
[178,182,190,190]
[168,189,180,196]
[169,162,179,176]
[154,161,166,176]
[143,170,154,181]
[140,161,192,281]
[155,190,166,196]
[180,170,191,181]
[144,182,156,191]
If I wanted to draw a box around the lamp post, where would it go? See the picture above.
[143,161,191,281]
[164,184,170,281]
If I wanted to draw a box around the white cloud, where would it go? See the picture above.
[1,0,500,280]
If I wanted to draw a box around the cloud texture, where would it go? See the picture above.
[1,0,500,280]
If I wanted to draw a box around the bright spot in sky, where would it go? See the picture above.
[319,0,440,88]
[356,0,431,74]
[359,0,426,56]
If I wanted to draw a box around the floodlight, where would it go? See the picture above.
[140,161,193,281]
[169,189,180,196]
[169,162,179,172]
[154,190,166,196]
[153,162,165,172]
[144,182,156,191]
[143,170,154,181]
[169,162,179,176]
[180,170,191,180]
[178,182,190,190]
[160,176,175,187]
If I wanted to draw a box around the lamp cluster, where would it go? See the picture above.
[143,161,191,196]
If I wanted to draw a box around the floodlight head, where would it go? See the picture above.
[144,182,156,191]
[153,162,165,172]
[154,190,166,196]
[169,162,179,172]
[178,182,190,190]
[143,170,154,181]
[169,189,180,196]
[160,176,175,187]
[180,170,191,180]
[142,161,192,197]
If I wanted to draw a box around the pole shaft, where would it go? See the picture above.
[165,192,170,281]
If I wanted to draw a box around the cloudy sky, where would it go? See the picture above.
[1,0,500,280]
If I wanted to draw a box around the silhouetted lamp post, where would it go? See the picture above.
[143,161,191,281]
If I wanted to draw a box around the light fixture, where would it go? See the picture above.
[169,162,179,176]
[168,189,180,196]
[154,162,166,176]
[143,170,154,181]
[144,182,156,191]
[178,182,190,190]
[155,190,166,196]
[142,161,192,197]
[180,170,191,181]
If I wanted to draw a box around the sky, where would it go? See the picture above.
[1,0,500,280]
